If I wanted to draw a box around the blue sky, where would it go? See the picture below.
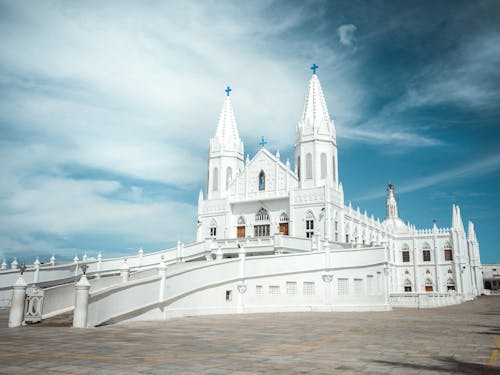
[0,0,499,264]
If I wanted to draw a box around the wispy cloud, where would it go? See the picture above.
[338,123,443,148]
[338,24,357,46]
[355,153,500,201]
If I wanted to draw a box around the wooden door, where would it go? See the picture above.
[237,226,245,238]
[425,286,433,292]
[279,223,289,236]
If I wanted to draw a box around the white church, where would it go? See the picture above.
[3,66,485,328]
[197,65,483,299]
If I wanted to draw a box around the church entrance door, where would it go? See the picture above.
[237,226,245,238]
[279,223,289,236]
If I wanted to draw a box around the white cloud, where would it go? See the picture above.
[381,33,500,113]
[355,152,500,201]
[338,123,443,147]
[338,24,357,46]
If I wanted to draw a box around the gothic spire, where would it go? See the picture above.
[468,220,477,242]
[299,69,334,136]
[386,183,399,219]
[212,88,242,152]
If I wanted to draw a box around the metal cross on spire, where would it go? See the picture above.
[310,63,318,75]
[225,86,232,96]
[259,136,267,148]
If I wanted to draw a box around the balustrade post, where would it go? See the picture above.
[8,275,27,328]
[158,256,167,302]
[33,257,40,284]
[120,259,130,283]
[73,274,90,328]
[216,246,223,261]
[96,252,102,278]
[73,255,79,276]
[176,241,182,263]
[50,254,55,267]
[138,247,144,270]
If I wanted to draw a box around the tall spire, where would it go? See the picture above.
[468,220,477,242]
[213,89,242,152]
[382,183,409,233]
[299,71,333,135]
[386,183,399,219]
[452,204,465,233]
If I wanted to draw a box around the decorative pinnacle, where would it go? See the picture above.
[225,86,232,96]
[310,63,319,75]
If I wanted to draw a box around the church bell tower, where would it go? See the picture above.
[207,86,244,199]
[295,64,338,189]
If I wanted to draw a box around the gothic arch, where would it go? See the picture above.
[306,153,312,179]
[237,216,246,225]
[213,168,219,191]
[279,212,289,223]
[320,153,327,179]
[446,278,456,291]
[404,278,412,292]
[226,167,232,189]
[209,219,217,238]
[258,170,265,191]
[255,207,270,222]
[305,210,314,238]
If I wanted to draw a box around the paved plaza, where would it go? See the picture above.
[0,296,499,374]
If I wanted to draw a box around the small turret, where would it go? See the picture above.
[386,183,399,219]
[382,183,409,234]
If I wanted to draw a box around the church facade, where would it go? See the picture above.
[197,67,484,300]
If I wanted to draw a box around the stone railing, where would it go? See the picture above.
[389,292,463,308]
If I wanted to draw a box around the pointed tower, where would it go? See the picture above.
[386,183,399,219]
[295,64,338,189]
[207,86,244,199]
[382,184,408,234]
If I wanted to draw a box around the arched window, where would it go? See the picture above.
[306,153,312,179]
[212,168,219,192]
[447,268,453,274]
[444,242,453,261]
[425,279,433,292]
[279,212,289,236]
[256,208,270,222]
[447,278,456,291]
[305,211,314,238]
[255,208,270,237]
[404,279,412,292]
[402,243,410,263]
[422,243,431,262]
[209,219,217,238]
[237,216,245,238]
[320,153,327,179]
[226,167,232,189]
[297,156,301,180]
[259,170,265,191]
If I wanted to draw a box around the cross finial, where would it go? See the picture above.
[310,63,318,75]
[225,86,232,96]
[259,136,267,148]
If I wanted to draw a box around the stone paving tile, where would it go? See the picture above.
[0,296,500,374]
